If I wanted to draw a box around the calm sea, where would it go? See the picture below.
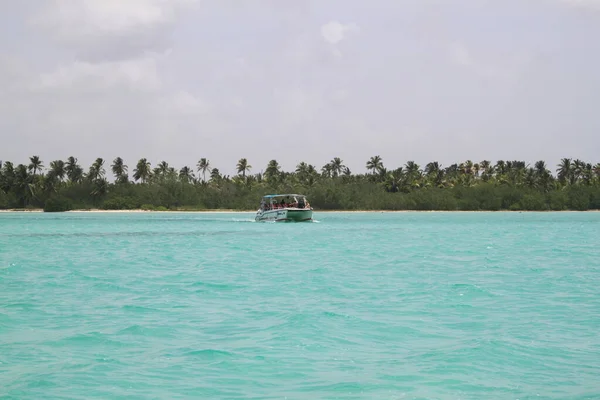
[1,211,599,399]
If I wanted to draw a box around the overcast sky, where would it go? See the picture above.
[1,0,599,176]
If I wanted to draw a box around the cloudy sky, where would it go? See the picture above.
[1,0,599,176]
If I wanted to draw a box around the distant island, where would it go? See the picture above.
[0,156,599,212]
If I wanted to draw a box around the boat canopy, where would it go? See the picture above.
[262,194,306,199]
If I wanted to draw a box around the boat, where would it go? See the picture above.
[255,194,313,222]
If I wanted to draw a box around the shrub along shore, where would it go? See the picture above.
[1,156,599,212]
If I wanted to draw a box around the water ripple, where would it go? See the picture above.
[1,211,600,398]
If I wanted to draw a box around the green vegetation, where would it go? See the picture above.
[1,156,599,212]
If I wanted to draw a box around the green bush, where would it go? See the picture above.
[567,186,591,211]
[590,188,600,210]
[471,185,502,211]
[518,193,547,211]
[2,164,598,212]
[44,196,73,212]
[102,196,138,210]
[547,190,568,211]
[0,191,9,209]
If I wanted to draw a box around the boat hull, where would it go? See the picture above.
[255,208,313,222]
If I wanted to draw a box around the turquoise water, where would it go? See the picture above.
[1,211,599,399]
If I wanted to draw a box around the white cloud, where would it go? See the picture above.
[4,0,219,167]
[447,41,500,78]
[30,0,198,60]
[448,42,473,68]
[274,87,325,129]
[2,0,599,176]
[320,20,359,45]
[32,0,197,37]
[446,41,530,80]
[35,56,162,92]
[156,90,211,115]
[558,0,600,10]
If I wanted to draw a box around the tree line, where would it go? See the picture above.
[0,156,599,212]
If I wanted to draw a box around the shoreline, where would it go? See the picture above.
[0,208,598,213]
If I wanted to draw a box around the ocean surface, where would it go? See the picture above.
[1,211,599,399]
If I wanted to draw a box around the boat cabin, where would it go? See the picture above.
[260,194,311,211]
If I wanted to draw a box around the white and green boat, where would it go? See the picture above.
[255,194,313,222]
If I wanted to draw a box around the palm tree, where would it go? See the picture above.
[49,160,66,182]
[43,169,60,194]
[460,160,474,176]
[179,166,194,183]
[296,162,308,175]
[473,162,481,177]
[321,163,332,178]
[197,158,210,182]
[111,157,128,184]
[295,162,317,186]
[87,158,105,182]
[329,157,345,177]
[478,160,493,182]
[524,167,537,189]
[210,168,221,182]
[582,163,593,186]
[383,167,405,193]
[236,158,252,178]
[13,164,35,207]
[1,161,15,193]
[573,159,585,184]
[531,160,551,191]
[65,157,82,184]
[404,161,421,188]
[28,156,43,176]
[495,160,507,176]
[366,156,383,174]
[158,161,169,174]
[424,162,440,177]
[425,162,443,187]
[133,158,151,183]
[507,161,527,186]
[534,160,547,176]
[265,160,281,182]
[91,178,108,199]
[557,158,572,186]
